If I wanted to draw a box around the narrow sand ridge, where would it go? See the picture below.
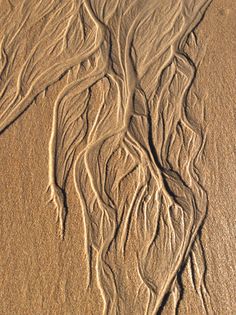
[0,1,213,314]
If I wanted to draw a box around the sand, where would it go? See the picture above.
[0,1,235,314]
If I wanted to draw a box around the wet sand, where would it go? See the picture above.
[0,1,235,314]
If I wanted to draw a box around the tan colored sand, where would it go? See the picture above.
[0,1,235,314]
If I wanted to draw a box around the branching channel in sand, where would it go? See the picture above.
[0,1,213,314]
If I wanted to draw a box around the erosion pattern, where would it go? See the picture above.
[0,1,212,314]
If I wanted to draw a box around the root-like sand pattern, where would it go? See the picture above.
[0,1,212,313]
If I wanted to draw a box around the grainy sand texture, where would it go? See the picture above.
[0,1,235,314]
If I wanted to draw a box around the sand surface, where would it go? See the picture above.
[0,1,235,314]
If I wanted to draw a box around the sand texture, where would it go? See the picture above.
[0,0,235,314]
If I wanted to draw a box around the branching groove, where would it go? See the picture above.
[0,1,213,314]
